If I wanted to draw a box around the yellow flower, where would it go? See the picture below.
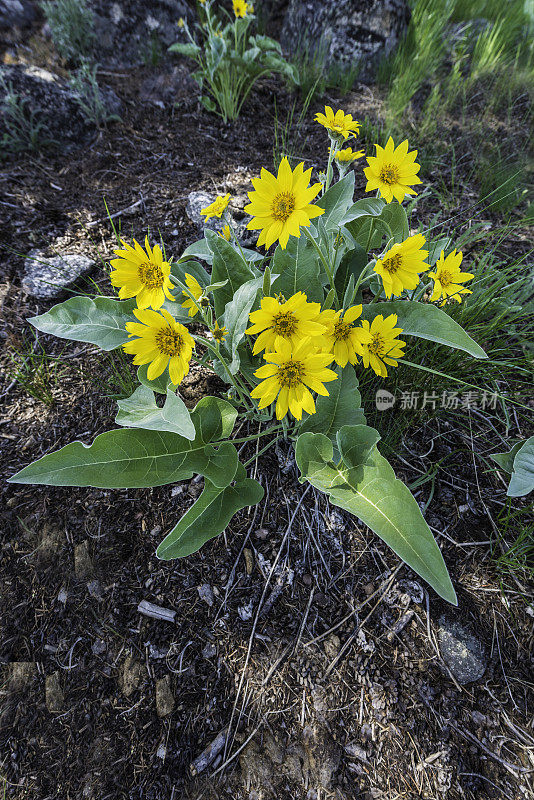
[428,250,473,306]
[110,237,174,310]
[199,0,206,5]
[364,138,422,204]
[177,17,185,27]
[124,308,194,385]
[201,193,230,220]
[335,147,365,163]
[314,106,360,139]
[246,291,326,355]
[245,157,324,250]
[251,339,337,421]
[319,305,363,367]
[211,321,228,342]
[233,0,247,17]
[218,224,232,240]
[374,234,429,298]
[356,314,406,378]
[181,273,203,317]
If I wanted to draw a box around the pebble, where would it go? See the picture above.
[22,250,95,299]
[437,613,487,684]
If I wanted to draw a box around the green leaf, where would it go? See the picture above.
[379,202,409,243]
[316,172,355,231]
[206,230,256,317]
[334,245,367,302]
[427,237,451,266]
[507,437,534,497]
[295,426,457,604]
[168,42,200,57]
[361,301,487,359]
[490,441,523,473]
[156,463,264,559]
[8,432,237,489]
[116,386,195,439]
[179,239,263,266]
[29,296,136,351]
[299,366,366,458]
[171,259,211,288]
[341,197,385,226]
[137,364,178,395]
[222,276,265,373]
[9,396,238,489]
[272,234,323,302]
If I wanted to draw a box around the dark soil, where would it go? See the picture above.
[1,28,533,800]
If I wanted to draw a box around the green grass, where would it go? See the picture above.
[40,0,95,65]
[7,335,63,406]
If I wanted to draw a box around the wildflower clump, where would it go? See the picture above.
[13,107,485,609]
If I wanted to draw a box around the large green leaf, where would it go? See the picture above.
[29,296,136,351]
[272,234,323,302]
[316,172,355,231]
[206,230,256,317]
[171,259,211,289]
[168,42,200,57]
[116,386,195,439]
[379,203,409,243]
[178,239,263,266]
[156,463,264,559]
[295,426,457,604]
[361,301,487,359]
[334,245,367,302]
[507,437,534,497]
[340,197,385,226]
[9,396,238,489]
[222,276,265,373]
[299,366,365,458]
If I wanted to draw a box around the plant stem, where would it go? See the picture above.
[302,227,338,307]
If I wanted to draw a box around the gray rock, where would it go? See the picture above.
[437,613,487,684]
[23,249,95,299]
[0,64,120,152]
[0,0,36,29]
[281,0,410,82]
[186,190,255,246]
[90,0,192,67]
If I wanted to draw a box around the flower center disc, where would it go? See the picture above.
[138,262,164,289]
[369,334,385,355]
[271,191,296,222]
[333,320,352,341]
[155,328,183,357]
[272,311,298,336]
[379,164,400,185]
[278,360,304,388]
[381,253,403,274]
[439,269,452,287]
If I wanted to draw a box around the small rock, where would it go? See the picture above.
[8,661,36,690]
[238,601,254,621]
[437,613,487,684]
[202,642,217,659]
[74,540,94,579]
[23,250,95,299]
[244,547,254,575]
[87,579,104,600]
[92,639,106,655]
[45,672,64,713]
[120,654,146,697]
[197,583,214,607]
[155,675,175,718]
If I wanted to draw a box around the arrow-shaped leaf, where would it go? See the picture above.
[29,296,137,351]
[361,301,487,359]
[295,426,457,604]
[156,463,264,559]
